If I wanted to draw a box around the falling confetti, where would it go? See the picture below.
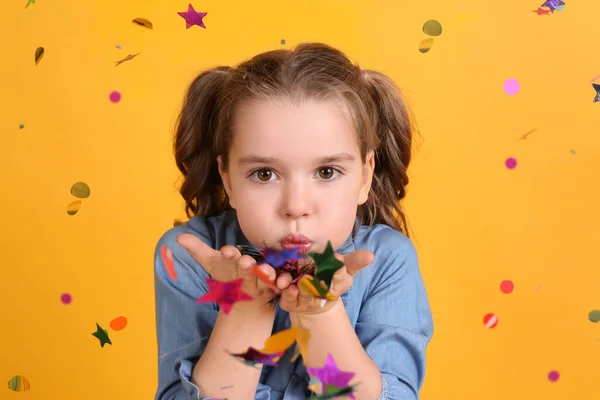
[92,323,112,347]
[532,8,551,15]
[541,0,565,13]
[132,18,153,29]
[8,376,31,392]
[230,347,282,367]
[160,245,178,280]
[592,83,600,103]
[116,45,122,49]
[505,157,517,169]
[423,19,442,36]
[19,124,24,129]
[419,38,434,53]
[483,313,498,328]
[66,200,82,215]
[281,39,286,45]
[25,0,35,8]
[500,280,514,294]
[518,129,537,141]
[109,91,122,103]
[115,53,141,67]
[110,316,128,331]
[588,310,600,323]
[307,354,356,399]
[590,74,600,83]
[35,47,44,65]
[535,284,542,291]
[504,78,520,95]
[570,149,576,154]
[178,4,208,29]
[548,370,560,382]
[61,293,72,304]
[70,182,90,198]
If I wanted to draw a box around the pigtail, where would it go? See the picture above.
[173,66,233,226]
[360,70,414,236]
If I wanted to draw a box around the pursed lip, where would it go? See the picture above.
[279,233,313,255]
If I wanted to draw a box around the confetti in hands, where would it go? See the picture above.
[232,326,311,367]
[196,277,253,314]
[307,353,357,399]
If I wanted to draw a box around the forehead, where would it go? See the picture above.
[230,98,359,160]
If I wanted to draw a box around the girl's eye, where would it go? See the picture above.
[253,169,274,182]
[318,167,335,180]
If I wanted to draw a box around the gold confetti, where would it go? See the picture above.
[8,376,31,392]
[419,38,434,53]
[70,182,90,199]
[132,18,153,29]
[66,200,82,215]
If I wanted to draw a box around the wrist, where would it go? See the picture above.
[290,299,345,326]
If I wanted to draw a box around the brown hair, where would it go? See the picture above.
[173,43,416,236]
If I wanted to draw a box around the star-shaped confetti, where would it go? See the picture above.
[593,83,600,103]
[177,4,207,29]
[263,247,303,267]
[263,326,311,362]
[308,241,344,290]
[25,0,35,8]
[92,323,112,347]
[196,278,253,314]
[307,354,356,399]
[115,53,141,66]
[540,0,565,13]
[230,347,282,366]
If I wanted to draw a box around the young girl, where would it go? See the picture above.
[154,42,433,400]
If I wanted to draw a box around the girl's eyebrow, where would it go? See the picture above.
[237,152,355,166]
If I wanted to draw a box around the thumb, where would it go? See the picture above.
[176,233,220,274]
[340,249,375,277]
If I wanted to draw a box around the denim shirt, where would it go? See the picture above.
[154,211,433,400]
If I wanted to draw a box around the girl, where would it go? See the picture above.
[154,42,433,400]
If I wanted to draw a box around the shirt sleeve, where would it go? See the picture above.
[355,229,434,400]
[153,226,273,400]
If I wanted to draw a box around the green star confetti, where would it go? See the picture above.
[308,241,344,290]
[92,323,112,347]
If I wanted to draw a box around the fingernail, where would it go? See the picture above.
[320,299,327,308]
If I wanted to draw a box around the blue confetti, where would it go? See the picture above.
[281,39,286,45]
[263,248,302,268]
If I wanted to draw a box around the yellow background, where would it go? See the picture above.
[2,0,599,399]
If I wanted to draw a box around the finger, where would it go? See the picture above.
[176,234,220,274]
[276,272,293,290]
[339,249,375,277]
[279,285,299,310]
[255,264,278,292]
[220,245,242,261]
[237,255,258,275]
[331,266,352,296]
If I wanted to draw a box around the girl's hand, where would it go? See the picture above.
[276,249,375,316]
[176,233,278,304]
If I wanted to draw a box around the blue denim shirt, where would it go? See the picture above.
[154,211,433,400]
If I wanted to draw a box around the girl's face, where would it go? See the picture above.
[218,98,374,254]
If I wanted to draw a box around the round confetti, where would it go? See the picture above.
[8,376,31,392]
[588,310,600,323]
[548,370,560,382]
[423,19,442,36]
[66,200,82,215]
[505,157,517,169]
[500,280,514,294]
[110,316,128,331]
[504,78,520,95]
[483,313,498,328]
[418,38,434,53]
[70,182,90,198]
[109,91,122,103]
[61,293,72,304]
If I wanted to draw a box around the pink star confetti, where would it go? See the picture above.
[177,4,207,29]
[196,278,253,314]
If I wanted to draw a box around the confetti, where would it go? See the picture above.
[299,275,337,301]
[518,129,537,141]
[61,293,72,304]
[177,4,208,29]
[230,347,282,366]
[262,326,311,362]
[35,47,44,65]
[109,91,122,103]
[308,241,344,290]
[110,316,128,331]
[160,245,178,280]
[418,38,434,53]
[504,78,520,95]
[532,8,551,15]
[483,313,498,328]
[570,149,576,154]
[25,0,35,8]
[66,200,82,215]
[8,376,31,392]
[505,157,517,169]
[116,45,122,49]
[196,278,253,314]
[307,354,356,399]
[541,0,565,13]
[590,74,600,83]
[548,370,560,382]
[592,83,600,103]
[92,323,112,347]
[588,310,600,323]
[423,19,442,36]
[19,124,24,129]
[115,53,141,67]
[132,18,153,29]
[263,247,303,268]
[309,384,357,400]
[500,280,514,294]
[70,181,90,198]
[535,284,542,291]
[281,39,286,45]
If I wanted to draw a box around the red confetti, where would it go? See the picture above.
[160,245,177,280]
[197,278,253,314]
[483,313,498,328]
[500,280,514,294]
